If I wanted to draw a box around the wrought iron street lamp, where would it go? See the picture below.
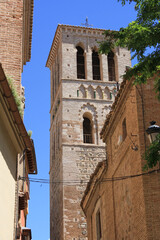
[146,121,160,143]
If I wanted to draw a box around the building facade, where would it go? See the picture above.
[0,0,36,239]
[81,76,160,240]
[46,24,131,240]
[0,65,37,240]
[0,0,33,96]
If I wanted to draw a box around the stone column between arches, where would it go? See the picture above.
[86,49,93,80]
[101,54,109,82]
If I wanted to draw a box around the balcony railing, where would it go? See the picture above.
[83,134,93,144]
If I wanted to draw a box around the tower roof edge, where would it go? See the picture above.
[46,24,111,69]
[46,25,61,69]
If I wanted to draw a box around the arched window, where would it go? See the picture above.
[83,116,93,144]
[122,118,127,141]
[108,51,116,81]
[76,46,85,79]
[92,50,101,80]
[96,210,102,240]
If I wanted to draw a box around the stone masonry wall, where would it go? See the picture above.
[61,27,131,82]
[50,99,63,240]
[63,145,106,240]
[0,0,23,95]
[61,85,110,239]
[49,25,131,240]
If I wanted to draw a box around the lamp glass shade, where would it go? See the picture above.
[148,132,159,143]
[146,121,160,143]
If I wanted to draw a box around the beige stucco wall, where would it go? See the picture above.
[0,101,20,240]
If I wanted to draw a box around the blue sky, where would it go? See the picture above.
[22,1,137,239]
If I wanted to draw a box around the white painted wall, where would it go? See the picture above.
[0,107,17,240]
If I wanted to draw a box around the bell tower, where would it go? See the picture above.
[46,24,131,240]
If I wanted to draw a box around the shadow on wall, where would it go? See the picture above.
[0,116,17,179]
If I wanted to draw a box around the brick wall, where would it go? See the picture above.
[136,79,160,240]
[0,0,23,95]
[48,25,131,240]
[83,77,160,240]
[104,83,148,239]
[63,145,106,240]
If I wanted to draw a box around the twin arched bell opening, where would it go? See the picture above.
[76,45,116,82]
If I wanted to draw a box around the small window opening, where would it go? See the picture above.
[76,46,85,79]
[53,134,55,159]
[96,210,102,240]
[122,118,127,141]
[108,51,116,81]
[92,50,101,80]
[83,117,93,144]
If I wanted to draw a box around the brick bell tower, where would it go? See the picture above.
[46,24,131,240]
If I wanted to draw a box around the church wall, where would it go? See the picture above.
[83,78,160,240]
[61,87,108,239]
[102,85,148,240]
[82,83,148,240]
[61,27,131,82]
[62,98,112,145]
[50,44,62,104]
[62,145,106,240]
[50,89,63,239]
[61,79,117,146]
[135,80,160,239]
[48,25,132,240]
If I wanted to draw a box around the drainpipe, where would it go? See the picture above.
[15,149,26,240]
[112,179,117,240]
[15,154,20,240]
[23,150,26,192]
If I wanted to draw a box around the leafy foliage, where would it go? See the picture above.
[99,0,160,99]
[7,76,23,117]
[28,130,32,138]
[99,0,160,170]
[143,134,160,170]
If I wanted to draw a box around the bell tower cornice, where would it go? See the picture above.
[46,24,107,69]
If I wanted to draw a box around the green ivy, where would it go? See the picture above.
[27,130,32,138]
[143,134,160,170]
[99,0,160,169]
[99,0,160,99]
[7,76,23,117]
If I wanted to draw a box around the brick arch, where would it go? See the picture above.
[79,84,86,98]
[111,87,117,101]
[79,103,98,121]
[79,103,98,144]
[101,105,112,118]
[96,86,103,99]
[89,43,99,51]
[88,85,94,99]
[104,86,110,100]
[75,41,86,52]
